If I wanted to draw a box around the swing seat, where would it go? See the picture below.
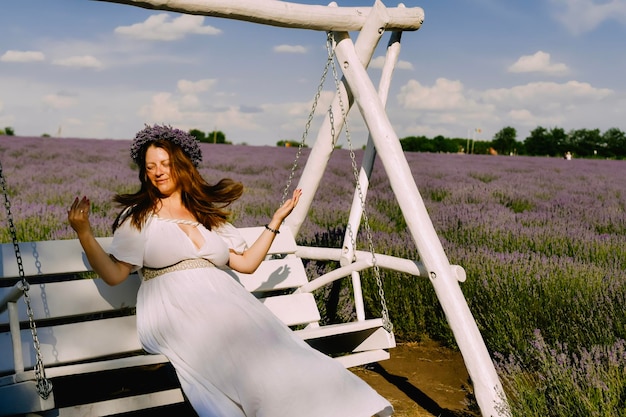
[0,226,394,417]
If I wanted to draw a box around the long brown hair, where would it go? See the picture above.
[113,140,243,232]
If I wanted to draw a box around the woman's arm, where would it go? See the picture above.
[228,189,302,274]
[68,196,133,286]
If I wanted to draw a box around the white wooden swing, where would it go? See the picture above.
[0,1,511,416]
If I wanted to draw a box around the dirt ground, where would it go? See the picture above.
[351,341,480,417]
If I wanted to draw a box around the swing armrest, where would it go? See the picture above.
[0,281,27,373]
[296,259,373,294]
[0,281,26,314]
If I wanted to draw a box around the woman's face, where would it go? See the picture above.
[145,145,178,196]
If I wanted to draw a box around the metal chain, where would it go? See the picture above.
[281,32,336,206]
[280,32,392,333]
[329,35,393,333]
[0,160,53,399]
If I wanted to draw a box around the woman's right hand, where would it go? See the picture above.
[68,196,92,237]
[68,195,133,286]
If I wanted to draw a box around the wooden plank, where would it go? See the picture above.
[259,293,320,327]
[0,260,308,324]
[0,354,171,386]
[0,226,296,280]
[334,349,390,369]
[0,316,143,374]
[0,238,113,279]
[352,327,396,352]
[95,0,425,32]
[0,275,141,324]
[0,380,55,415]
[297,320,395,362]
[0,293,320,374]
[55,388,185,417]
[296,318,385,340]
[230,257,308,293]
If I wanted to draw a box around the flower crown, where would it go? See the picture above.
[130,124,202,167]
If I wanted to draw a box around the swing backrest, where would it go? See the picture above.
[0,226,321,374]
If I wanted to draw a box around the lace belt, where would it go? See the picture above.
[142,258,215,281]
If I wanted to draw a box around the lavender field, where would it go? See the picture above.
[2,136,626,416]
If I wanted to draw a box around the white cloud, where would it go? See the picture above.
[177,79,217,95]
[508,51,569,75]
[369,55,414,70]
[482,80,613,105]
[0,99,3,112]
[52,55,103,69]
[508,108,534,123]
[139,91,262,136]
[42,93,77,110]
[397,78,483,111]
[507,108,564,128]
[0,50,45,63]
[115,14,221,41]
[139,92,183,121]
[274,45,307,54]
[550,0,626,34]
[391,76,621,141]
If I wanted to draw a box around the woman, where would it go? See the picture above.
[68,124,393,417]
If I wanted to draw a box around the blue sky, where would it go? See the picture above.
[1,0,625,147]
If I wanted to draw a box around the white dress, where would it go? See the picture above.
[108,215,393,417]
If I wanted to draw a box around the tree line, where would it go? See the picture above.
[400,126,626,159]
[4,125,626,159]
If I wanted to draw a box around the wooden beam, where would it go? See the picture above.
[92,0,424,32]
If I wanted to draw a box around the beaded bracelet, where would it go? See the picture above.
[264,224,280,234]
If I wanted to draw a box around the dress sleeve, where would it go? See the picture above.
[107,218,145,272]
[214,222,248,254]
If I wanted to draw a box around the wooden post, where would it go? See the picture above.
[331,30,510,416]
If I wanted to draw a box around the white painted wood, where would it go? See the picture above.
[300,246,467,282]
[0,281,24,312]
[0,237,112,278]
[55,389,185,417]
[298,259,372,293]
[0,293,319,374]
[352,327,396,352]
[296,317,386,340]
[0,380,55,415]
[259,293,320,327]
[0,316,143,373]
[0,226,295,281]
[341,28,403,268]
[8,300,23,373]
[0,275,141,323]
[335,349,389,369]
[331,28,509,417]
[285,0,389,236]
[340,27,405,320]
[96,0,424,32]
[230,257,309,293]
[3,354,171,385]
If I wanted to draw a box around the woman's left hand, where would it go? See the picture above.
[272,188,302,223]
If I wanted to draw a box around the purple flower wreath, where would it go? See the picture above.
[130,124,202,167]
